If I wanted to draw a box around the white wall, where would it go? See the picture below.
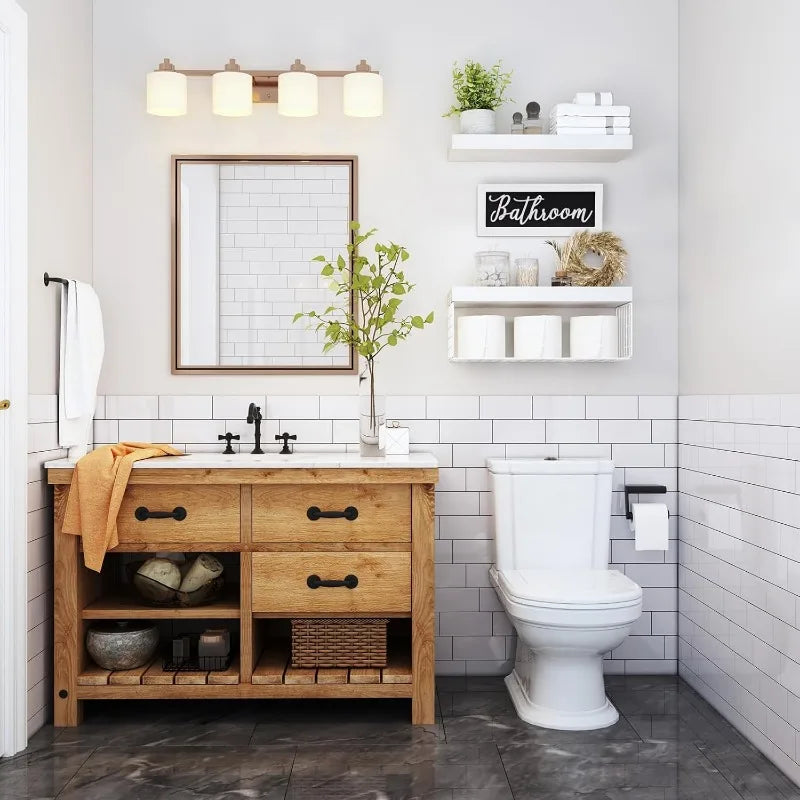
[92,0,679,397]
[21,0,92,394]
[18,0,92,737]
[679,0,800,395]
[678,0,800,780]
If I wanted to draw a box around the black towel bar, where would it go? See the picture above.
[43,272,69,287]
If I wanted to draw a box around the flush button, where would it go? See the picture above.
[0,399,10,411]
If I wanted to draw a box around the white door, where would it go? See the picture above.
[0,0,28,757]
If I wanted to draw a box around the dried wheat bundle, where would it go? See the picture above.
[547,231,627,287]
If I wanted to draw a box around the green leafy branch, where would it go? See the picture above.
[293,222,434,367]
[443,60,513,116]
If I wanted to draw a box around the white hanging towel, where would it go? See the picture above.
[58,280,104,460]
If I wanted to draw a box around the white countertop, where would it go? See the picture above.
[45,451,439,470]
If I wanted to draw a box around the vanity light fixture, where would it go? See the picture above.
[343,59,383,117]
[211,59,253,117]
[146,58,381,117]
[146,58,187,116]
[278,59,318,117]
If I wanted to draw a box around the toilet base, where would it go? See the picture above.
[505,668,619,731]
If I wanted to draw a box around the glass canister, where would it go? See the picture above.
[514,257,540,286]
[475,251,511,287]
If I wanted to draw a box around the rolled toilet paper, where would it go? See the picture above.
[513,315,562,359]
[457,315,506,359]
[631,503,669,551]
[570,315,618,359]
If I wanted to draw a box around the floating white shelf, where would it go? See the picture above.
[448,286,633,363]
[448,134,633,163]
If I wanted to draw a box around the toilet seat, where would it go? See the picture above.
[490,566,642,627]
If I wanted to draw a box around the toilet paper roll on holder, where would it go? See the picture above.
[624,484,668,520]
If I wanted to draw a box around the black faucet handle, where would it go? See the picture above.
[218,432,240,454]
[275,432,297,454]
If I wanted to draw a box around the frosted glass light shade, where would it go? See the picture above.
[212,69,253,116]
[278,70,318,117]
[146,69,187,116]
[343,71,383,117]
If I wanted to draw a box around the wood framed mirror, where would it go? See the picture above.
[172,155,357,374]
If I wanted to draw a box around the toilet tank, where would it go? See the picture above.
[487,459,614,571]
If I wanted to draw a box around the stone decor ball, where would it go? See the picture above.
[86,621,159,671]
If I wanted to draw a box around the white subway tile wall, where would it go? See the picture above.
[679,394,800,785]
[217,164,350,367]
[95,394,678,676]
[27,395,66,736]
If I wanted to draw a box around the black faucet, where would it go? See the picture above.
[275,432,297,455]
[246,403,264,455]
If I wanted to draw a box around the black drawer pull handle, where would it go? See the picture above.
[306,574,358,590]
[306,505,358,521]
[134,506,187,522]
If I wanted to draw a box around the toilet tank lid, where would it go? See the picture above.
[487,458,614,475]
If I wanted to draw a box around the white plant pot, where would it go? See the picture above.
[459,108,496,134]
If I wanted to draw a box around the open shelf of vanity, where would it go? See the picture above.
[47,456,437,723]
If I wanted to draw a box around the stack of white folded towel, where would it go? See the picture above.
[550,92,631,136]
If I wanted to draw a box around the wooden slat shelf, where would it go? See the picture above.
[78,656,241,687]
[252,642,412,688]
[81,588,241,619]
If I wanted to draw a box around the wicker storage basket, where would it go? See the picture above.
[291,618,388,668]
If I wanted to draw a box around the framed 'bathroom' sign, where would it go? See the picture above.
[477,183,603,237]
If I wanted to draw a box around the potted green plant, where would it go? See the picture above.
[444,59,513,134]
[294,223,434,456]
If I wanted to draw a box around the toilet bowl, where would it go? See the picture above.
[487,458,642,730]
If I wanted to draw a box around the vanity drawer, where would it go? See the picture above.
[115,485,241,543]
[252,484,410,543]
[251,552,411,614]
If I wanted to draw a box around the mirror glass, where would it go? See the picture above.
[173,156,356,373]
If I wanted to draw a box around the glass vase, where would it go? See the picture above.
[358,356,386,457]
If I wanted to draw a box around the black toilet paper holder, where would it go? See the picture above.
[624,484,668,520]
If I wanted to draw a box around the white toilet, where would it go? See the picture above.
[488,458,642,731]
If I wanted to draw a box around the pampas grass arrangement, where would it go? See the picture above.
[546,231,627,287]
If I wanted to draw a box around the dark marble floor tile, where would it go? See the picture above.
[57,746,295,800]
[0,746,94,799]
[626,714,707,742]
[498,738,744,800]
[695,742,800,800]
[499,740,683,766]
[604,676,681,692]
[286,742,513,800]
[438,689,515,717]
[442,713,641,744]
[607,687,680,717]
[252,719,445,746]
[55,717,257,748]
[435,676,507,694]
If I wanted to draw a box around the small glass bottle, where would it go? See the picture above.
[551,269,572,287]
[523,101,543,135]
[511,111,524,134]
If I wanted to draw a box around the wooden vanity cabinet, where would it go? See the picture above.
[47,465,437,728]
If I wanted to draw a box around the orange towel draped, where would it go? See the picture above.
[62,442,184,571]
